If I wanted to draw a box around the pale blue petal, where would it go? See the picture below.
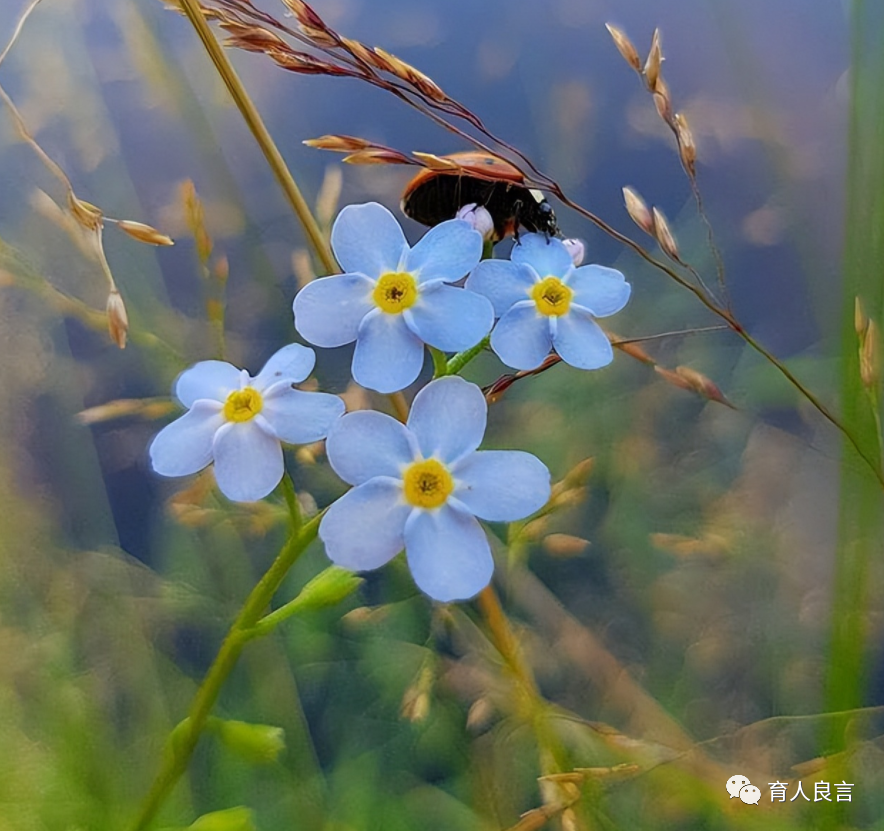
[293,273,374,347]
[319,478,410,570]
[253,343,316,389]
[553,310,614,369]
[452,451,550,521]
[465,260,535,317]
[489,303,552,369]
[261,388,345,444]
[149,401,224,476]
[568,265,631,317]
[331,202,408,277]
[352,312,425,393]
[511,233,572,278]
[326,410,417,485]
[212,420,283,502]
[408,376,486,463]
[404,506,493,601]
[405,219,482,285]
[175,361,241,407]
[406,284,493,351]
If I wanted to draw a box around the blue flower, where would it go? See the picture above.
[149,344,345,502]
[293,202,493,393]
[319,376,550,602]
[466,233,631,370]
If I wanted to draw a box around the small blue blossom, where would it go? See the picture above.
[319,376,550,602]
[466,233,631,371]
[149,344,345,502]
[293,202,493,394]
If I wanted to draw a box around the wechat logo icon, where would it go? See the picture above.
[726,775,760,805]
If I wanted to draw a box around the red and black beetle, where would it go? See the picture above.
[401,151,558,241]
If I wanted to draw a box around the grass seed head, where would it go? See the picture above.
[605,23,641,71]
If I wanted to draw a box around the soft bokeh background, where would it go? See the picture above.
[0,0,882,828]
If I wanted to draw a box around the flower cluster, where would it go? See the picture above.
[151,202,631,601]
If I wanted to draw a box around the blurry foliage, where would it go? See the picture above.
[0,0,882,829]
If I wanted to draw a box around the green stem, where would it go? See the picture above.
[178,0,337,275]
[127,514,322,831]
[443,336,490,377]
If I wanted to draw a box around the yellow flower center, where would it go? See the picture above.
[531,275,573,317]
[373,271,418,314]
[402,458,454,509]
[223,387,263,423]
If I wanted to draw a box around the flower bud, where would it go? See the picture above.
[455,203,495,240]
[106,289,129,349]
[288,565,362,614]
[188,807,256,831]
[209,718,286,764]
[561,237,586,267]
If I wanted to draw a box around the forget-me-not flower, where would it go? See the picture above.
[319,376,550,602]
[293,202,493,393]
[466,233,631,371]
[150,344,344,502]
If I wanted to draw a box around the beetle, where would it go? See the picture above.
[401,151,558,241]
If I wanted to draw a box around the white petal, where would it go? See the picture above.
[253,343,316,389]
[174,361,241,407]
[352,312,425,393]
[331,202,408,277]
[149,401,224,476]
[404,506,494,601]
[408,376,486,463]
[465,260,535,317]
[261,388,345,444]
[405,219,482,285]
[568,265,631,317]
[489,303,552,370]
[319,478,410,570]
[552,310,614,370]
[212,421,283,502]
[511,233,572,278]
[405,284,493,351]
[452,451,550,521]
[293,273,374,347]
[326,410,416,485]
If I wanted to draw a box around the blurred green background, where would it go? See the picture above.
[0,0,882,828]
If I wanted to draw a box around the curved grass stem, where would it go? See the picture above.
[127,513,322,831]
[178,0,337,275]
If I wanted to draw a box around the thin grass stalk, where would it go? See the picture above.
[823,0,884,776]
[178,0,337,274]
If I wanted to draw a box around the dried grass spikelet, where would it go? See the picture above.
[340,37,376,66]
[105,289,129,349]
[412,151,462,171]
[655,365,735,408]
[652,76,673,124]
[342,148,413,165]
[643,28,663,90]
[543,533,590,558]
[860,319,881,391]
[304,134,374,152]
[181,179,212,263]
[371,47,447,101]
[116,219,174,246]
[622,186,654,234]
[605,23,641,71]
[651,207,680,261]
[673,112,697,176]
[315,165,343,228]
[219,20,288,53]
[855,296,868,336]
[269,50,350,76]
[279,0,326,31]
[77,397,177,425]
[68,191,103,231]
